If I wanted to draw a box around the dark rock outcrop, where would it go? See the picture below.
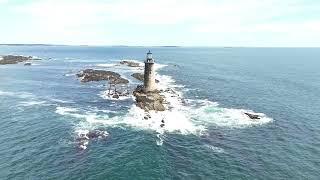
[24,62,32,66]
[244,112,260,120]
[112,94,120,99]
[120,60,140,67]
[77,69,129,84]
[0,55,33,65]
[131,73,144,81]
[131,73,159,83]
[133,85,165,111]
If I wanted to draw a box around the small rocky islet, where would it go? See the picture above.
[76,69,129,84]
[0,55,41,65]
[119,60,141,67]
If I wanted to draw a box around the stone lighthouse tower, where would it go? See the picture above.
[144,50,156,92]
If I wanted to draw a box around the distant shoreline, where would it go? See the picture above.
[0,44,319,48]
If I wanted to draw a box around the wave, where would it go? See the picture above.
[64,73,76,77]
[18,100,47,107]
[95,63,118,68]
[99,90,133,101]
[204,144,225,153]
[55,106,89,119]
[0,90,34,99]
[189,102,273,128]
[48,98,73,104]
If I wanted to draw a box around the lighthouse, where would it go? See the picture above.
[144,50,156,92]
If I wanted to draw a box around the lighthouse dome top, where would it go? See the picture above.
[145,50,154,63]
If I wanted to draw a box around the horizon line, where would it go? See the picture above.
[0,43,320,48]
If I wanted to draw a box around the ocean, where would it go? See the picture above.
[0,46,319,179]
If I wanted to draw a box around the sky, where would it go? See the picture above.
[0,0,320,47]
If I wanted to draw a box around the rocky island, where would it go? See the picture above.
[0,55,39,65]
[120,60,141,67]
[77,69,129,84]
[77,69,130,99]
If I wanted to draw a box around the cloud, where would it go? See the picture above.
[5,0,320,46]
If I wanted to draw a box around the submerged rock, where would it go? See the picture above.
[77,69,129,84]
[131,73,159,83]
[133,85,166,112]
[0,55,33,65]
[244,112,260,120]
[87,130,109,139]
[76,129,109,150]
[120,60,140,67]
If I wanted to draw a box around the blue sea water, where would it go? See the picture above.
[0,46,319,179]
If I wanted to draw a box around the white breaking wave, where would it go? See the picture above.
[55,106,85,119]
[18,100,47,107]
[49,98,73,104]
[96,63,118,68]
[64,73,76,77]
[99,90,133,101]
[189,103,273,128]
[204,144,225,153]
[0,90,34,99]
